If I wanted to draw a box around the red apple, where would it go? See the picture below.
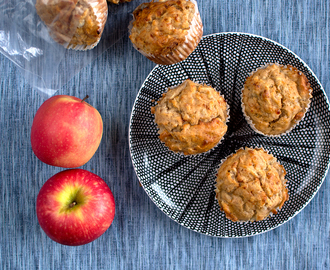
[36,169,115,246]
[31,95,103,168]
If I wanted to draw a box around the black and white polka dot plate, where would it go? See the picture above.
[129,33,330,237]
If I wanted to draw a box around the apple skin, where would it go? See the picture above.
[36,169,115,246]
[31,95,103,168]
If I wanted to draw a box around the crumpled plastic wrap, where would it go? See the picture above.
[0,0,145,96]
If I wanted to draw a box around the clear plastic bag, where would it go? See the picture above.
[0,0,144,96]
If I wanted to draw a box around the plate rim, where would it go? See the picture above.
[128,32,330,238]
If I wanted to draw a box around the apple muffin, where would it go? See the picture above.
[129,0,203,65]
[35,0,108,50]
[215,147,289,222]
[241,63,313,136]
[151,80,228,155]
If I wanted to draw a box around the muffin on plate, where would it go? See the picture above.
[129,0,203,65]
[215,147,289,222]
[151,79,228,155]
[35,0,108,50]
[241,63,313,136]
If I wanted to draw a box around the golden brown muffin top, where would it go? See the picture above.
[151,80,228,155]
[242,63,312,135]
[129,0,197,55]
[215,147,288,222]
[35,0,108,49]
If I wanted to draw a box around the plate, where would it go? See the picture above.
[129,33,330,237]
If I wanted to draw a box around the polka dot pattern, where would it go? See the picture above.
[129,33,330,237]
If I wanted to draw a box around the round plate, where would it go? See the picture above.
[129,33,330,237]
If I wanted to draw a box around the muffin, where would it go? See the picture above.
[35,0,108,50]
[129,0,203,65]
[215,147,289,222]
[107,0,132,3]
[241,63,313,136]
[151,79,228,155]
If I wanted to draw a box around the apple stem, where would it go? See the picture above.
[82,95,89,103]
[69,201,77,208]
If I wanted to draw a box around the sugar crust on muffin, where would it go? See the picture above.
[215,147,289,222]
[129,0,203,65]
[242,63,312,135]
[35,0,108,50]
[151,79,228,155]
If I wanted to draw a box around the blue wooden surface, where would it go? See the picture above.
[1,0,329,269]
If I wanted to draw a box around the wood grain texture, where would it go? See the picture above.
[0,0,329,269]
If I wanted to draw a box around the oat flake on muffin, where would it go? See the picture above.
[242,63,312,136]
[151,79,228,155]
[215,147,289,222]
